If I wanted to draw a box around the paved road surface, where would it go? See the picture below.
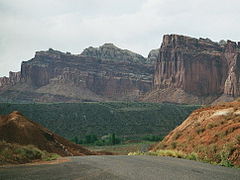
[0,155,239,180]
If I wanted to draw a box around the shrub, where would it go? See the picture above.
[15,145,43,160]
[236,135,240,144]
[149,150,186,158]
[196,127,205,134]
[194,122,201,127]
[170,142,177,149]
[142,135,163,142]
[219,150,233,167]
[128,150,186,158]
[219,144,234,167]
[42,153,60,161]
[157,143,167,149]
[128,151,144,156]
[206,123,214,129]
[185,152,198,161]
[172,132,182,140]
[0,141,60,165]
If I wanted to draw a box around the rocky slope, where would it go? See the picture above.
[0,111,96,156]
[0,46,153,102]
[143,34,240,104]
[151,100,240,166]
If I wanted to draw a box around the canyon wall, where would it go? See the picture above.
[145,34,240,104]
[1,35,240,104]
[0,71,21,89]
[0,45,153,102]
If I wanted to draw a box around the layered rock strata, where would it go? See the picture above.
[144,34,240,104]
[0,71,21,89]
[1,46,153,102]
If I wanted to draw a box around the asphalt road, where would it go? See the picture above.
[0,155,239,180]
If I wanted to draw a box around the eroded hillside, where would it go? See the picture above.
[152,101,240,166]
[0,111,96,156]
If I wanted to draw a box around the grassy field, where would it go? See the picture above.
[0,102,200,140]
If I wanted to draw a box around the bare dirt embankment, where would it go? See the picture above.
[152,101,240,166]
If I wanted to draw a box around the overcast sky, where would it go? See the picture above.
[0,0,240,77]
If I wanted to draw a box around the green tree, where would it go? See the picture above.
[72,136,79,144]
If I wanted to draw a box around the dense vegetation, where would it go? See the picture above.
[88,141,156,155]
[72,133,122,146]
[0,102,200,140]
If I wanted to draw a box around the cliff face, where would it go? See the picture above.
[81,43,147,63]
[145,34,240,104]
[0,71,21,89]
[147,49,159,64]
[1,46,153,102]
[223,41,240,96]
[1,35,240,104]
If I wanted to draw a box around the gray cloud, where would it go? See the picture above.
[0,0,240,76]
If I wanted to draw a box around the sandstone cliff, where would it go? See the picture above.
[81,43,147,63]
[0,71,20,89]
[0,46,153,102]
[223,41,240,96]
[143,34,240,104]
[1,35,240,104]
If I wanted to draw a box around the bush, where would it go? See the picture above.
[236,135,240,144]
[84,134,98,144]
[128,150,186,159]
[206,123,214,129]
[149,150,186,158]
[219,150,233,167]
[74,133,122,146]
[196,127,205,134]
[15,145,43,160]
[170,142,177,149]
[186,153,198,161]
[0,141,60,165]
[142,135,163,142]
[219,144,234,167]
[172,132,182,140]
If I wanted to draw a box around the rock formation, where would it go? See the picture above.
[143,34,240,104]
[0,45,153,102]
[81,43,147,63]
[1,35,240,104]
[0,71,20,89]
[223,41,240,96]
[147,49,159,64]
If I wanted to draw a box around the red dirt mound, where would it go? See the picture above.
[0,111,97,156]
[152,101,240,166]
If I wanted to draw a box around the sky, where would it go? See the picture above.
[0,0,240,77]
